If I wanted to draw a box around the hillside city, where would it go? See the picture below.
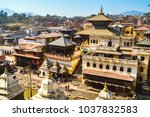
[0,6,150,100]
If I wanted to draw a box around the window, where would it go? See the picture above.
[127,67,131,73]
[120,66,124,72]
[96,40,98,44]
[141,56,145,61]
[138,77,143,81]
[43,72,45,76]
[106,65,110,69]
[99,64,103,69]
[93,40,96,44]
[127,42,130,46]
[87,62,90,67]
[126,31,129,34]
[91,40,93,43]
[140,67,144,72]
[113,65,117,71]
[124,42,126,46]
[108,40,112,47]
[93,63,96,68]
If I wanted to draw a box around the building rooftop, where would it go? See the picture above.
[39,32,62,38]
[121,23,135,28]
[77,27,117,36]
[48,36,77,47]
[136,37,150,46]
[83,69,134,82]
[134,26,150,31]
[144,30,150,35]
[24,36,39,40]
[87,6,113,22]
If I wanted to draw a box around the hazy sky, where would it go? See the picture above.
[0,0,150,17]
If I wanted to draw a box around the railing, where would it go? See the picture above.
[45,51,81,61]
[96,46,118,51]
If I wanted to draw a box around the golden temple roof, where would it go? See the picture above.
[77,28,116,36]
[88,14,113,22]
[87,6,113,22]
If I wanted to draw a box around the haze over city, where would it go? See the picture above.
[0,0,150,17]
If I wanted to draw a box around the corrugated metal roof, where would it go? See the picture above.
[136,37,150,46]
[144,30,150,34]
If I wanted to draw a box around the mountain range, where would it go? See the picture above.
[0,8,145,16]
[119,10,144,16]
[0,8,37,16]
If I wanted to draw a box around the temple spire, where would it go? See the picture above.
[98,5,104,15]
[103,82,108,92]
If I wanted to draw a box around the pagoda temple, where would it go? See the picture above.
[82,7,138,97]
[44,36,81,75]
[77,6,121,47]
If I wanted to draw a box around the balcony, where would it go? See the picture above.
[83,55,138,66]
[45,51,81,61]
[96,46,119,51]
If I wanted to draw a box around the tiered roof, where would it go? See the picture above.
[88,6,113,22]
[88,14,113,22]
[77,28,116,36]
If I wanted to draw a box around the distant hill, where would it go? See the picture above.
[19,12,38,16]
[120,10,144,16]
[0,8,38,16]
[0,8,16,16]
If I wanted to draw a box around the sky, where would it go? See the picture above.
[0,0,150,17]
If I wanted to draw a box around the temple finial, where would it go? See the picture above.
[47,72,51,79]
[103,82,108,91]
[98,5,104,15]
